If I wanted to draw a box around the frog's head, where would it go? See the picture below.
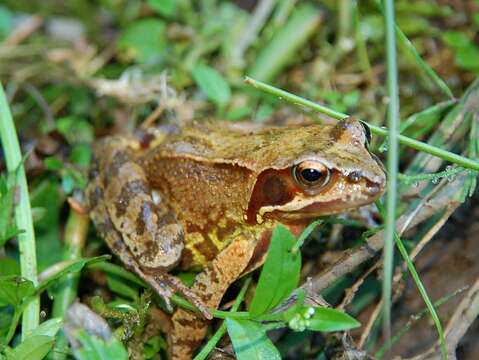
[245,117,386,224]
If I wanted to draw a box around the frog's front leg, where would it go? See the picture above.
[168,233,257,360]
[86,137,208,316]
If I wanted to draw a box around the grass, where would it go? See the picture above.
[382,0,400,345]
[0,83,39,339]
[1,1,478,359]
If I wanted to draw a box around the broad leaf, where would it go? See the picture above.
[117,19,166,63]
[0,276,35,307]
[306,307,360,332]
[249,225,301,317]
[26,318,63,338]
[9,335,55,360]
[147,0,176,17]
[73,330,128,360]
[226,319,281,360]
[0,257,20,276]
[38,255,109,294]
[192,64,231,108]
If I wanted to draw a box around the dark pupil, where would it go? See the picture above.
[301,168,322,182]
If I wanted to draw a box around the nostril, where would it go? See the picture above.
[347,171,362,183]
[366,182,381,195]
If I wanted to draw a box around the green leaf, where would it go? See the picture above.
[106,274,139,300]
[147,0,176,17]
[247,4,321,82]
[37,256,110,295]
[143,335,167,359]
[0,175,16,247]
[9,335,55,360]
[249,225,301,317]
[56,116,94,144]
[0,5,13,40]
[0,258,19,276]
[226,319,281,360]
[26,318,63,338]
[73,330,128,360]
[43,157,63,171]
[306,307,360,332]
[0,276,35,307]
[118,19,166,63]
[192,64,231,109]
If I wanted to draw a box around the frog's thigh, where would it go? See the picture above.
[87,171,180,303]
[169,233,256,360]
[97,137,184,270]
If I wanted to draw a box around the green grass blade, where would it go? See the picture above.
[248,4,322,82]
[393,233,447,359]
[374,0,454,99]
[382,0,400,340]
[244,77,479,172]
[0,82,39,339]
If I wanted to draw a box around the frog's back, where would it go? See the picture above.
[157,119,384,184]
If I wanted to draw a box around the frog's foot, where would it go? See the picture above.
[168,233,256,360]
[153,273,212,319]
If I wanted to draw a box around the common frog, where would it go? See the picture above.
[86,117,386,359]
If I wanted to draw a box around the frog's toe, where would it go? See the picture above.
[156,274,212,320]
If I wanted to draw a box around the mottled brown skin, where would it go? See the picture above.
[86,117,386,359]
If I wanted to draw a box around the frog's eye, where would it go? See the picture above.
[292,161,331,190]
[359,120,372,147]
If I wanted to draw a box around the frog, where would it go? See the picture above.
[85,116,386,359]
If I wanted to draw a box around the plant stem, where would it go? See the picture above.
[244,77,479,172]
[50,207,89,359]
[0,82,39,339]
[393,233,448,359]
[382,0,399,343]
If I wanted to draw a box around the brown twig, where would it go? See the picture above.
[3,15,43,46]
[405,278,479,360]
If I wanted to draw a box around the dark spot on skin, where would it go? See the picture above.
[244,230,271,274]
[263,175,289,203]
[115,179,149,218]
[193,237,218,262]
[180,248,194,269]
[111,238,124,253]
[138,132,156,149]
[199,292,212,303]
[88,186,103,210]
[172,337,204,349]
[176,317,205,329]
[247,168,297,224]
[107,150,130,178]
[210,267,219,283]
[135,203,147,236]
[330,119,350,142]
[347,171,362,183]
[139,240,159,262]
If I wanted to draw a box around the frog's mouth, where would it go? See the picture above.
[261,181,385,222]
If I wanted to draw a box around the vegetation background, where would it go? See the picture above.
[0,0,479,359]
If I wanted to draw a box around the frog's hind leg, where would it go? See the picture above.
[86,139,209,316]
[169,233,256,360]
[95,137,184,270]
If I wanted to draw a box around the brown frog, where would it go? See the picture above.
[86,117,386,359]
